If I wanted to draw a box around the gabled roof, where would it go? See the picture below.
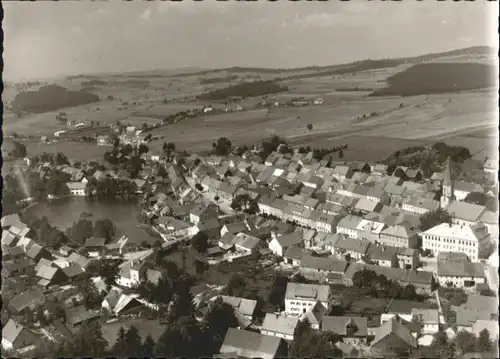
[220,328,285,359]
[84,237,106,248]
[274,232,302,248]
[234,232,261,251]
[333,237,370,254]
[36,264,60,280]
[371,317,417,348]
[66,305,101,326]
[219,295,258,317]
[285,282,330,302]
[321,316,368,337]
[301,255,348,273]
[2,319,39,345]
[9,288,46,312]
[1,213,22,228]
[381,222,418,239]
[437,259,485,278]
[25,243,45,259]
[303,301,328,326]
[447,201,487,222]
[261,313,299,336]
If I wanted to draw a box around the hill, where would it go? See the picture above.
[11,84,100,113]
[169,46,496,79]
[370,62,495,97]
[197,80,288,101]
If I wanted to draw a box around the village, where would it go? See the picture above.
[2,129,499,359]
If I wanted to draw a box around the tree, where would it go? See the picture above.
[140,334,155,357]
[419,208,452,231]
[477,329,493,352]
[338,149,344,159]
[168,287,195,321]
[306,123,313,131]
[194,259,208,276]
[195,183,204,191]
[112,326,127,357]
[230,194,258,214]
[226,274,247,297]
[78,274,101,310]
[125,325,142,356]
[455,330,477,354]
[10,141,27,158]
[68,218,94,244]
[268,273,288,309]
[93,218,116,242]
[138,144,149,155]
[402,284,417,300]
[464,192,489,206]
[204,297,239,353]
[65,321,108,357]
[214,137,232,156]
[191,231,209,253]
[214,195,220,202]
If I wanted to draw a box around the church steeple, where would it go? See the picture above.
[443,156,453,187]
[440,156,454,209]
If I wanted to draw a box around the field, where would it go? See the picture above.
[3,46,497,163]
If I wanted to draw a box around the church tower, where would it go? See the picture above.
[440,156,454,209]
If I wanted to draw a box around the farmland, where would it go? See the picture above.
[3,46,497,163]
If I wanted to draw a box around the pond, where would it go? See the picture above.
[28,197,159,245]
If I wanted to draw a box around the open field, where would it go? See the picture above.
[4,47,497,163]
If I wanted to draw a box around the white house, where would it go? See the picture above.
[336,215,363,239]
[411,308,440,335]
[453,181,484,201]
[437,258,486,289]
[284,282,331,316]
[66,182,86,196]
[260,313,299,341]
[421,223,491,262]
[268,232,303,257]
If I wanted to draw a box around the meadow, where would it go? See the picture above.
[4,47,497,163]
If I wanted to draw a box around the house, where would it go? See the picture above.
[396,247,420,269]
[24,243,50,261]
[332,234,369,259]
[261,313,299,341]
[343,263,434,294]
[104,292,144,316]
[366,187,391,205]
[284,282,331,316]
[446,201,488,226]
[401,197,439,215]
[299,255,348,282]
[196,219,223,240]
[2,258,35,277]
[283,246,308,266]
[332,165,353,181]
[365,244,398,267]
[412,308,440,334]
[67,252,93,271]
[437,257,486,289]
[483,158,498,174]
[320,316,369,345]
[84,237,107,257]
[370,317,417,355]
[372,164,388,176]
[66,182,87,196]
[336,215,363,239]
[217,295,257,320]
[116,260,150,288]
[268,232,303,257]
[382,299,437,324]
[189,203,218,225]
[311,211,338,234]
[421,222,491,262]
[456,307,492,333]
[463,295,498,317]
[454,181,485,201]
[35,264,68,287]
[472,320,499,340]
[379,222,419,249]
[220,222,248,237]
[233,232,262,254]
[356,218,386,242]
[300,301,328,330]
[66,305,101,328]
[9,288,46,314]
[218,328,288,359]
[353,198,383,214]
[96,135,110,146]
[2,319,41,353]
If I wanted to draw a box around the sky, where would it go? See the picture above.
[3,0,498,81]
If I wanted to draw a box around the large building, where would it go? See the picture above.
[421,222,491,262]
[284,283,331,316]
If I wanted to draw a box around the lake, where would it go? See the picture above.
[28,197,159,245]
